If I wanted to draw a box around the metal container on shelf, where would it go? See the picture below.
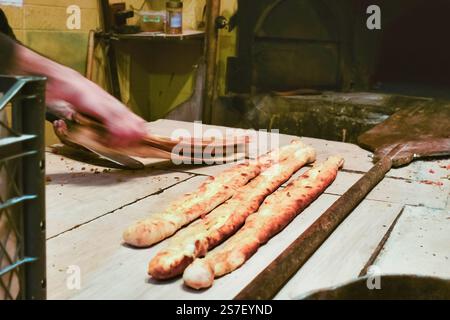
[138,10,165,33]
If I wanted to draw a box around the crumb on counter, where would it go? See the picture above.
[420,180,444,187]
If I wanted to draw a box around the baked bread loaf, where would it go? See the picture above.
[123,141,306,247]
[148,145,316,279]
[183,156,344,289]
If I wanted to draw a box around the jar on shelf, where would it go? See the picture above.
[166,1,183,35]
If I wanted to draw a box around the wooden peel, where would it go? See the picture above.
[235,104,450,300]
[60,112,250,165]
[358,105,450,166]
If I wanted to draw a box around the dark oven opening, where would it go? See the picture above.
[373,0,450,99]
[217,0,450,142]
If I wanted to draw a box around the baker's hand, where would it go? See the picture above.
[46,68,147,148]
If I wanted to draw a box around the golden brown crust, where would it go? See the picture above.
[148,146,316,279]
[183,156,344,289]
[123,141,305,248]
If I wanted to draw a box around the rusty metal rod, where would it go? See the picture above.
[235,155,394,300]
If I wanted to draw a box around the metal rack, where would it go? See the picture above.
[0,75,46,300]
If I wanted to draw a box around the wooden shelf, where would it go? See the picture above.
[112,29,205,42]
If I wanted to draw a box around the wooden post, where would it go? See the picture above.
[202,0,221,124]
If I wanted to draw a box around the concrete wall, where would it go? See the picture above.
[0,1,98,74]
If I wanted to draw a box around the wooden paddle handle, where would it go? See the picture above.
[235,155,394,300]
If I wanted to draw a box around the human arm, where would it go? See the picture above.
[1,33,146,147]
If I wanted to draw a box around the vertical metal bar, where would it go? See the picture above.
[202,0,221,124]
[11,97,26,300]
[14,78,47,300]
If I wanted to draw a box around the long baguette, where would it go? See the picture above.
[123,140,306,247]
[148,146,316,279]
[183,156,344,289]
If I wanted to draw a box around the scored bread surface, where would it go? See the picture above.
[123,140,305,247]
[183,156,344,290]
[148,144,316,279]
